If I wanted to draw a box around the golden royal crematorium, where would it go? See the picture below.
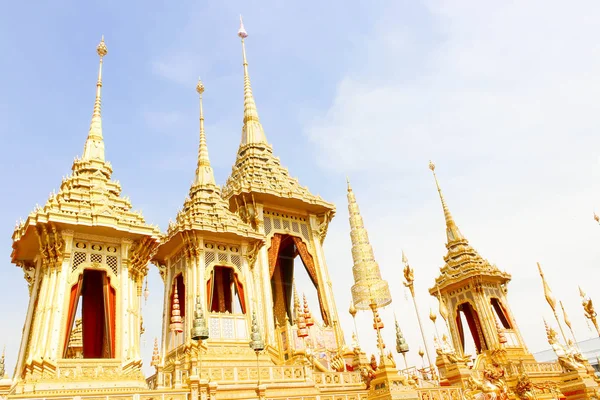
[3,18,600,400]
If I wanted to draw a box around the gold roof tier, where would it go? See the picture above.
[221,17,334,215]
[11,37,161,264]
[427,162,510,293]
[154,79,263,262]
[347,179,391,310]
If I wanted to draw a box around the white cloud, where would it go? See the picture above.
[306,1,600,365]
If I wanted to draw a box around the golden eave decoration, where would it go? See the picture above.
[221,17,334,215]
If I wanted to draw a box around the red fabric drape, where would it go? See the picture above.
[82,270,105,358]
[103,275,116,358]
[290,237,318,285]
[291,236,330,325]
[460,303,486,353]
[233,272,246,314]
[268,234,283,278]
[63,275,83,356]
[206,271,214,311]
[491,298,511,329]
[176,274,185,318]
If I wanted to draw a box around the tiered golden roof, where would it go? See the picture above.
[11,37,160,264]
[221,17,334,215]
[155,79,263,260]
[428,161,510,291]
[347,179,391,309]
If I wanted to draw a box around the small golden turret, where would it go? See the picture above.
[151,338,160,367]
[170,285,183,334]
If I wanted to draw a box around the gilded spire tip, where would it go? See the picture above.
[238,15,248,39]
[82,36,107,161]
[429,161,464,242]
[346,176,352,192]
[196,77,205,95]
[194,77,214,185]
[237,16,267,145]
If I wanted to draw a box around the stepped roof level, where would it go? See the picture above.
[222,17,334,215]
[427,161,510,293]
[11,37,161,266]
[154,79,263,261]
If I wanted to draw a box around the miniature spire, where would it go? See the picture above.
[428,161,464,243]
[347,178,391,310]
[170,285,183,334]
[194,78,216,186]
[82,36,108,161]
[151,338,160,367]
[292,282,300,323]
[249,311,265,351]
[395,318,409,354]
[303,293,315,327]
[237,16,267,145]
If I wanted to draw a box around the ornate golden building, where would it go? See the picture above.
[4,18,600,400]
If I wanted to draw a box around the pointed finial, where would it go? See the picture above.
[151,338,160,367]
[401,250,408,265]
[193,77,215,186]
[580,286,586,298]
[537,262,556,311]
[428,160,464,243]
[349,300,357,318]
[429,308,437,323]
[82,36,108,161]
[346,176,352,191]
[237,16,267,145]
[560,301,572,330]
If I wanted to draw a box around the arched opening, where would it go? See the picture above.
[206,266,246,314]
[490,298,512,329]
[267,233,328,327]
[63,269,116,359]
[455,302,487,354]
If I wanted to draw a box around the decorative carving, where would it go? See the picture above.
[315,211,333,244]
[243,241,260,269]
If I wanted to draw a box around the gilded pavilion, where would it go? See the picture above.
[3,18,600,400]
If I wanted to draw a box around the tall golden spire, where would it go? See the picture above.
[237,16,267,145]
[347,179,391,310]
[194,78,215,186]
[82,36,108,161]
[428,161,464,243]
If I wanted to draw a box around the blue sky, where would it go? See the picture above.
[2,0,600,376]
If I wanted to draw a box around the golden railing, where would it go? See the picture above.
[416,386,464,400]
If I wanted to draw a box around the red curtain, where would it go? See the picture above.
[268,234,282,278]
[82,270,105,358]
[233,272,246,314]
[206,271,214,311]
[291,236,330,325]
[63,274,83,356]
[103,275,116,358]
[460,303,486,353]
[491,298,511,329]
[176,274,185,318]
